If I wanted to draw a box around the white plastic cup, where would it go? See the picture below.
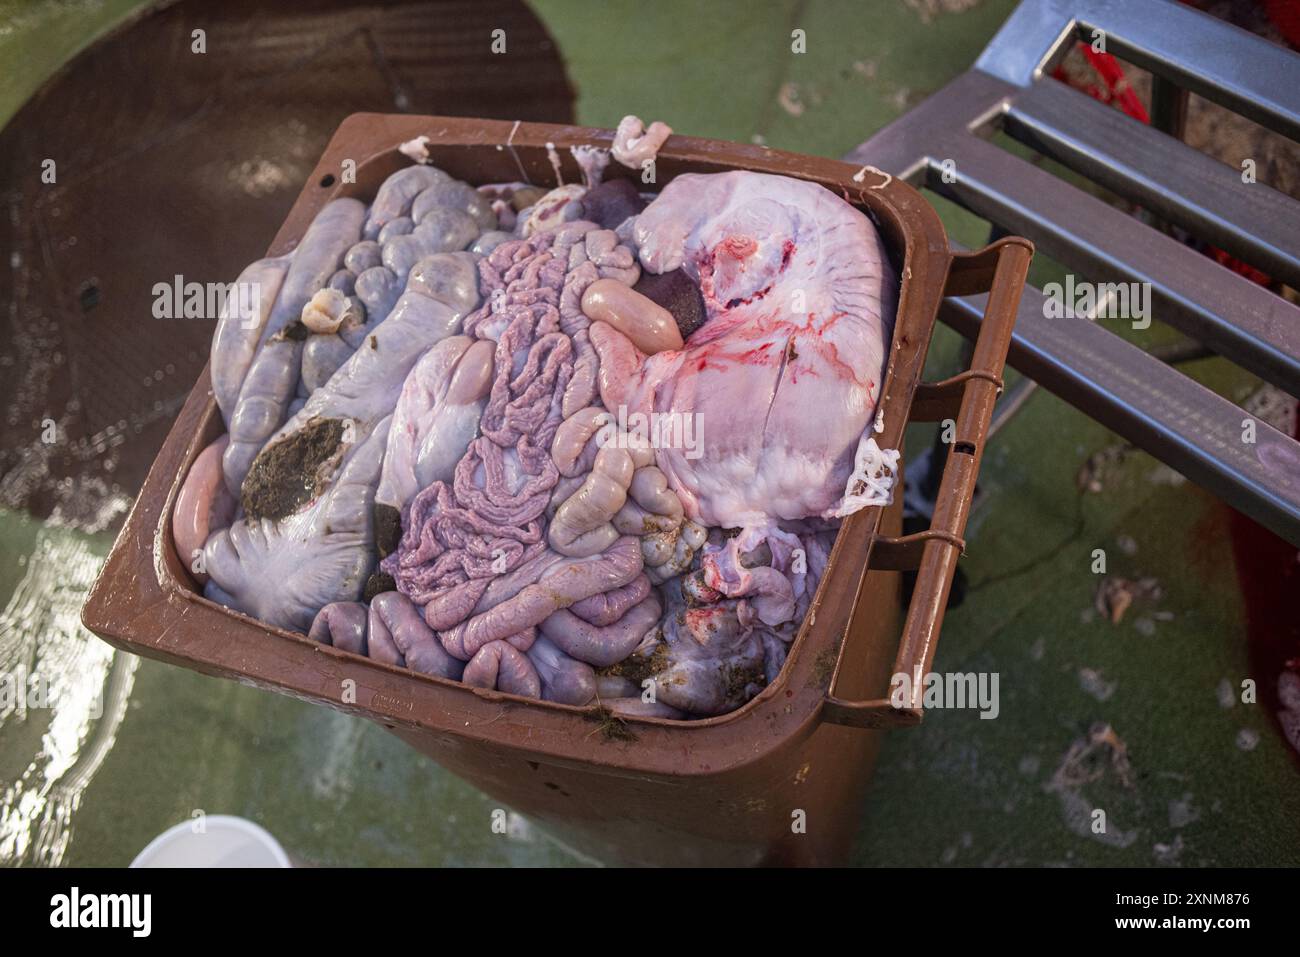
[130,815,292,868]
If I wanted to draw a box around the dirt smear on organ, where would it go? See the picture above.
[241,416,347,521]
[597,640,669,683]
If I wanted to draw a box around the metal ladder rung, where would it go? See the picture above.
[1004,77,1300,288]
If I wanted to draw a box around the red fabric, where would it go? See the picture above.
[1050,43,1149,123]
[1080,46,1151,123]
[1264,0,1300,48]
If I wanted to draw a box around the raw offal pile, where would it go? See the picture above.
[177,118,899,719]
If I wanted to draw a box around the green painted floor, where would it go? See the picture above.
[2,0,1297,867]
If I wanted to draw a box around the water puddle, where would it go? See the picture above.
[0,518,138,865]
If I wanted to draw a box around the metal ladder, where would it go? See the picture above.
[847,0,1300,544]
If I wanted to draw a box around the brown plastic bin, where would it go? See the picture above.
[82,114,1032,866]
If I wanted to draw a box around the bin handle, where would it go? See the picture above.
[821,237,1033,730]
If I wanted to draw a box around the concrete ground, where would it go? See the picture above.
[1,0,1297,867]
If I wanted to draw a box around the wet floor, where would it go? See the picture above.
[2,0,1297,866]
